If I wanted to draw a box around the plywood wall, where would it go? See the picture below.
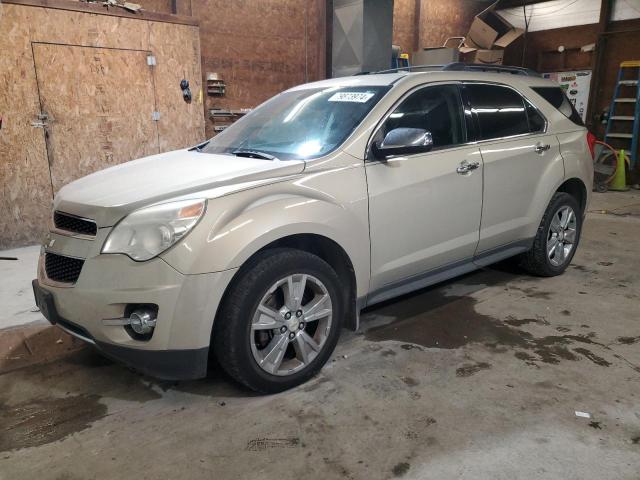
[0,3,205,248]
[503,17,640,143]
[193,0,326,137]
[393,0,417,54]
[137,0,173,14]
[392,0,492,55]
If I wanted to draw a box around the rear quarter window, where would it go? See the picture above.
[532,86,584,126]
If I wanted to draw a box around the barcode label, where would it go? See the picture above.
[328,92,375,103]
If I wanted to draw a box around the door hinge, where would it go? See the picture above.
[31,112,50,128]
[152,111,161,121]
[147,55,157,66]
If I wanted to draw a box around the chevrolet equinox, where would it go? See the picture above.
[33,65,594,393]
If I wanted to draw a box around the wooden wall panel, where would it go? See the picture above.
[149,21,206,152]
[392,0,491,56]
[137,0,173,14]
[137,0,192,15]
[0,5,53,248]
[32,44,159,192]
[193,0,325,137]
[503,24,599,72]
[0,3,204,248]
[503,18,640,147]
[25,7,150,51]
[419,0,492,48]
[393,0,417,54]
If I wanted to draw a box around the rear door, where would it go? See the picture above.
[463,83,564,257]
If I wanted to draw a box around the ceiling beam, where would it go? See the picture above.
[496,0,554,9]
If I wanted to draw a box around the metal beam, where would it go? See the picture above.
[586,0,614,130]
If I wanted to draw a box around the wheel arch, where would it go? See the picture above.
[212,233,360,342]
[556,177,587,213]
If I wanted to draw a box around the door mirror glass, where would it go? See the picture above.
[374,128,433,159]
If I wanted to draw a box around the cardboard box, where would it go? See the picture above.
[412,37,464,66]
[411,47,460,65]
[460,48,504,65]
[465,1,523,50]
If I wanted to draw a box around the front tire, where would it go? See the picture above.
[520,192,582,276]
[213,248,344,393]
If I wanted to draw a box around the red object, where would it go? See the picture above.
[586,131,597,159]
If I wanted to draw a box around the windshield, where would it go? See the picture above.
[201,85,390,160]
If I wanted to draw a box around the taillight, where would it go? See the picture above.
[586,131,596,159]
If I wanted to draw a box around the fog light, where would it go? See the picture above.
[129,308,157,335]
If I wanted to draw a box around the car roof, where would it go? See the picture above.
[288,69,557,92]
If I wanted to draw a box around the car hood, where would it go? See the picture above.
[54,149,305,227]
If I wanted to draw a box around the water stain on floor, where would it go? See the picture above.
[364,290,611,368]
[504,316,549,327]
[2,350,164,404]
[392,462,410,477]
[0,395,107,452]
[456,362,491,377]
[508,286,553,299]
[400,376,419,387]
[573,347,612,367]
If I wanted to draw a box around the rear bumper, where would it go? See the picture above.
[33,279,208,380]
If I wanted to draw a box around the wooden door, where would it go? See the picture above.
[32,43,160,193]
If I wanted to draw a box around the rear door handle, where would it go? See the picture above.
[535,143,551,154]
[457,160,480,174]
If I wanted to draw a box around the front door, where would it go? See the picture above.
[32,43,160,193]
[366,84,483,298]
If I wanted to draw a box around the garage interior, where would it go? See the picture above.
[1,0,639,478]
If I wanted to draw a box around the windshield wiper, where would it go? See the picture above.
[189,140,210,152]
[232,149,277,160]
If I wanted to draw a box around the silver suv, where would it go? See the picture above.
[33,65,594,392]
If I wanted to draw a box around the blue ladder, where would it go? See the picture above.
[605,61,640,168]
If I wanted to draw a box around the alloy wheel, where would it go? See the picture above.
[547,205,577,267]
[250,273,333,376]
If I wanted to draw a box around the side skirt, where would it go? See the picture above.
[354,238,533,329]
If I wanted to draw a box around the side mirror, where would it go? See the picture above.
[372,128,433,159]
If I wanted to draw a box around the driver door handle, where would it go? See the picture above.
[457,160,480,174]
[535,143,551,154]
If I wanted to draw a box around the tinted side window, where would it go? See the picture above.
[466,84,529,140]
[377,84,465,149]
[532,86,584,126]
[526,100,546,133]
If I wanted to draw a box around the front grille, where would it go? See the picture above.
[45,252,84,284]
[54,211,97,237]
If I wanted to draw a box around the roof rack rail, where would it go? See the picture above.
[441,62,541,77]
[359,62,541,77]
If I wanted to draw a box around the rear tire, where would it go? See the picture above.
[519,192,582,277]
[213,248,344,393]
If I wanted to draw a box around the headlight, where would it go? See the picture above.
[102,199,206,261]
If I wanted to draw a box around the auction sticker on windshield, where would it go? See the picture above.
[328,92,375,103]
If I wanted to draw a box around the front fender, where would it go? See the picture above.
[161,167,371,298]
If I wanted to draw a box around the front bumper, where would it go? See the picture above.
[33,279,208,380]
[35,231,238,380]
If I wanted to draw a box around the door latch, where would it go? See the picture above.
[535,143,551,154]
[456,160,480,174]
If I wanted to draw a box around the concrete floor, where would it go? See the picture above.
[1,191,639,479]
[0,245,42,330]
